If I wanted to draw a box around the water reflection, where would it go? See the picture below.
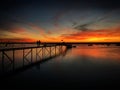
[66,45,120,61]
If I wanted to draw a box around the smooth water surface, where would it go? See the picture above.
[2,45,120,89]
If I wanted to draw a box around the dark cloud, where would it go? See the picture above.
[0,0,120,31]
[73,9,120,31]
[74,23,90,31]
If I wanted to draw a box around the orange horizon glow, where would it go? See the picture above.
[0,26,120,42]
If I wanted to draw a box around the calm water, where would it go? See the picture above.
[1,45,120,89]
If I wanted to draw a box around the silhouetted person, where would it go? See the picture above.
[37,40,41,46]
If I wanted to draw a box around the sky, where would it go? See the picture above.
[0,0,120,42]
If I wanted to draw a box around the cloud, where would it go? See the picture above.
[73,9,120,31]
[74,23,92,31]
[60,26,120,42]
[10,27,26,33]
[27,23,45,34]
[0,38,35,42]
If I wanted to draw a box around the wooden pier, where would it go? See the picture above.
[0,42,120,76]
[0,44,68,76]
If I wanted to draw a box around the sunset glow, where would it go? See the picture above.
[0,0,120,43]
[0,26,120,42]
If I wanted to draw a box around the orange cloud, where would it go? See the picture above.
[27,23,59,42]
[10,27,26,33]
[28,23,45,34]
[60,26,120,42]
[0,38,35,42]
[1,23,120,42]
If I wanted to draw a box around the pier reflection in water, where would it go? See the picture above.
[1,45,120,89]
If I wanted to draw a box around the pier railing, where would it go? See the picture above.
[0,44,67,76]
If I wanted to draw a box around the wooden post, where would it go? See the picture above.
[2,51,4,73]
[13,50,15,71]
[31,48,33,63]
[23,49,24,66]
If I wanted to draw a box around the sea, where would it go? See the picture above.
[0,44,120,89]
